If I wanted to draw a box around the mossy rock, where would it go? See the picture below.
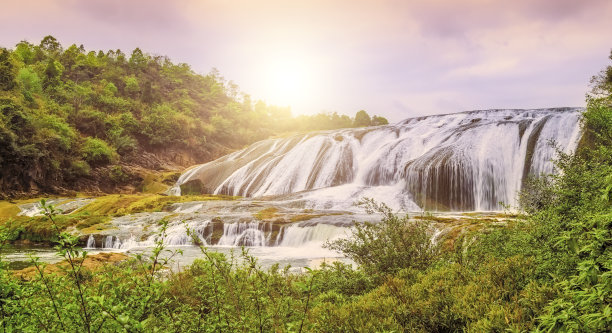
[180,179,207,195]
[205,221,225,245]
[254,207,279,220]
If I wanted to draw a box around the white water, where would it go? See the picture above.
[171,108,582,211]
[18,198,95,217]
[11,109,582,270]
[85,217,351,250]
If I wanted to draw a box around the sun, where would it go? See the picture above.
[261,57,315,108]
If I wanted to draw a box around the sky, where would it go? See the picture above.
[0,0,611,122]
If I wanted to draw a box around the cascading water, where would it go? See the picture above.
[7,109,584,271]
[171,108,582,211]
[84,217,351,250]
[78,108,582,270]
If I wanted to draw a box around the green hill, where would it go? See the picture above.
[0,36,387,197]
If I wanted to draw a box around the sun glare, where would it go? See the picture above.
[261,57,315,108]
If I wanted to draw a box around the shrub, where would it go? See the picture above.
[518,174,557,214]
[325,198,440,276]
[109,165,129,183]
[69,160,91,177]
[81,137,116,166]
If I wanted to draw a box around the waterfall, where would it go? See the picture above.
[276,223,347,246]
[171,108,582,211]
[85,235,95,249]
[217,222,271,247]
[85,219,350,250]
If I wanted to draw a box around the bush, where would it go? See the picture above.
[81,137,116,166]
[325,198,440,276]
[69,160,91,177]
[518,174,557,214]
[109,165,129,183]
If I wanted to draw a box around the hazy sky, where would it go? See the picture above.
[1,0,611,121]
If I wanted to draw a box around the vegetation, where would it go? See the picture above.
[326,199,439,276]
[0,36,388,197]
[0,193,238,244]
[0,49,609,332]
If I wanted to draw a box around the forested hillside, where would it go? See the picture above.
[0,36,387,197]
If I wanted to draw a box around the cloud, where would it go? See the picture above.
[0,0,610,121]
[66,0,192,30]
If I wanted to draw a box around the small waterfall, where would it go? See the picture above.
[163,220,210,246]
[85,235,95,249]
[171,108,582,211]
[86,219,352,251]
[217,222,269,247]
[99,235,141,249]
[276,223,347,246]
[104,236,120,249]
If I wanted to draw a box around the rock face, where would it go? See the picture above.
[171,109,582,211]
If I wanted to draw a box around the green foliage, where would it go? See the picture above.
[0,36,385,194]
[0,48,17,91]
[13,41,35,64]
[38,113,77,151]
[523,52,612,332]
[141,103,198,146]
[71,107,108,138]
[108,165,128,183]
[326,198,439,276]
[17,67,42,103]
[81,137,116,166]
[353,110,372,127]
[43,59,62,88]
[69,160,91,177]
[518,174,557,214]
[123,76,140,97]
[371,115,389,126]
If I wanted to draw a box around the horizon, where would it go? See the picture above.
[1,0,610,122]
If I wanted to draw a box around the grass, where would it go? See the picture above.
[74,193,239,217]
[138,171,182,193]
[0,201,20,220]
[78,222,115,234]
[254,208,346,222]
[13,252,128,280]
[0,193,240,243]
[75,215,112,230]
[413,215,458,223]
[253,207,279,220]
[289,212,344,222]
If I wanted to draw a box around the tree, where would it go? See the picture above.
[39,35,62,55]
[353,110,372,127]
[129,48,147,70]
[141,81,153,103]
[371,115,389,126]
[0,49,16,91]
[17,68,42,103]
[124,76,140,97]
[14,41,35,65]
[60,44,82,70]
[43,59,62,89]
[534,49,612,332]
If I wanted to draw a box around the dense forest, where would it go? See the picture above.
[0,36,387,197]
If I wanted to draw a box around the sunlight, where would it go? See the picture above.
[261,57,315,107]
